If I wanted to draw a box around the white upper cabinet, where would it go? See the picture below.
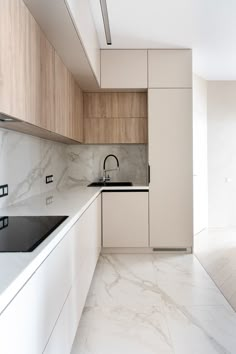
[101,50,148,89]
[148,49,192,88]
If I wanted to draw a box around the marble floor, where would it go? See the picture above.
[71,253,236,354]
[195,228,236,312]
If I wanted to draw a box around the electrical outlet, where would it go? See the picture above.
[0,216,8,230]
[0,184,8,198]
[46,175,54,184]
[46,196,54,205]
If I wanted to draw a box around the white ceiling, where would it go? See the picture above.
[89,0,236,80]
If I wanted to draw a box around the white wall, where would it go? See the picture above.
[208,81,236,227]
[193,75,208,234]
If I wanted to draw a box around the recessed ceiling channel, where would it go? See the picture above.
[100,0,112,45]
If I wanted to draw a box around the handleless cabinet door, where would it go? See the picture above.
[148,50,192,88]
[54,53,83,142]
[0,0,34,122]
[40,34,55,132]
[0,0,43,124]
[83,92,147,144]
[0,195,101,354]
[101,50,148,89]
[0,230,73,354]
[54,52,71,137]
[102,191,149,248]
[148,89,193,249]
[44,195,101,354]
[73,82,84,142]
[25,12,41,126]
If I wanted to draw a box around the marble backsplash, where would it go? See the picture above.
[0,127,148,208]
[66,144,148,186]
[0,128,68,208]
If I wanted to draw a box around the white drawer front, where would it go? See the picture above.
[0,233,73,354]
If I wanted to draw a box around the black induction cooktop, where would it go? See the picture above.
[0,215,68,252]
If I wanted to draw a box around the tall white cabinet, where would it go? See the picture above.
[148,50,192,88]
[148,50,193,250]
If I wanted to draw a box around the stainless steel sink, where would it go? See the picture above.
[88,181,133,187]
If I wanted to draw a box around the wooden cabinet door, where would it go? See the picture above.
[101,50,148,89]
[84,92,147,143]
[102,191,149,248]
[54,53,83,141]
[148,50,192,88]
[40,34,55,131]
[0,0,42,125]
[73,82,84,142]
[0,0,27,120]
[0,0,83,143]
[148,89,193,249]
[54,52,71,137]
[25,12,41,125]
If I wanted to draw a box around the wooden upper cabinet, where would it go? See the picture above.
[25,12,41,126]
[67,73,83,142]
[0,0,27,120]
[0,0,42,125]
[84,118,147,144]
[148,50,192,88]
[54,52,71,137]
[73,82,84,142]
[84,92,147,144]
[101,50,148,89]
[40,34,55,132]
[84,92,147,119]
[54,53,83,142]
[0,0,83,143]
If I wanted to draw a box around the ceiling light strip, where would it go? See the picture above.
[100,0,112,45]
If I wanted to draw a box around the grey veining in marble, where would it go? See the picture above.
[0,128,148,208]
[71,254,236,354]
[0,128,68,208]
[66,144,148,186]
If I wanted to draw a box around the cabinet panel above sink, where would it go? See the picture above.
[83,92,148,144]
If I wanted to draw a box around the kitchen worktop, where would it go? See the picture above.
[0,184,148,315]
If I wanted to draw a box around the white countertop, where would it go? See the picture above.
[0,184,148,315]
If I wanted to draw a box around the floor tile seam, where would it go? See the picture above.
[194,253,236,312]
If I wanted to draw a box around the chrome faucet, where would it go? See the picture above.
[101,154,120,182]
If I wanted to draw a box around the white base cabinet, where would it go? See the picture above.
[0,195,101,354]
[44,195,101,353]
[102,191,149,248]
